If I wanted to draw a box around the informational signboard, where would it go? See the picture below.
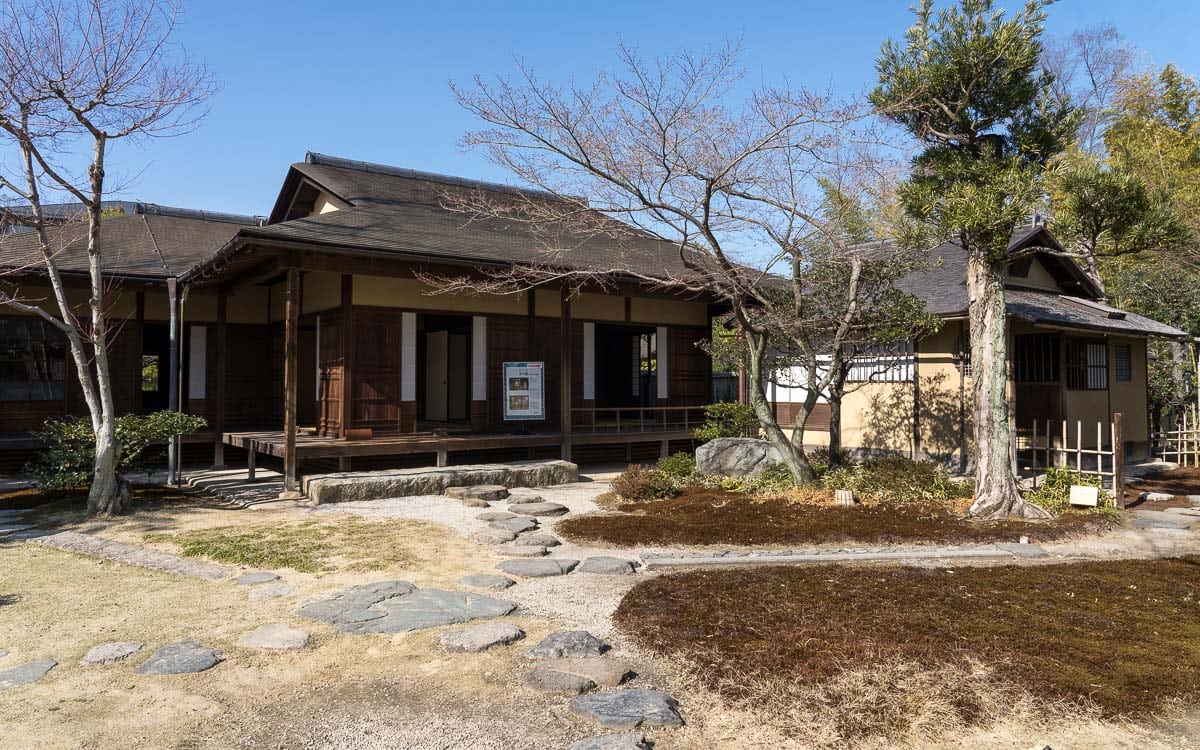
[502,361,545,421]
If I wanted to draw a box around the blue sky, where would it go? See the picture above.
[107,0,1200,217]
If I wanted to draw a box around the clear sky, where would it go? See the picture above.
[107,0,1200,217]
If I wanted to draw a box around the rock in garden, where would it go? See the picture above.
[490,516,539,534]
[496,544,547,557]
[1133,515,1193,530]
[436,622,525,653]
[1187,494,1200,506]
[476,510,516,522]
[569,734,651,750]
[570,689,685,729]
[299,583,516,634]
[526,630,609,659]
[497,558,578,578]
[79,642,142,666]
[508,501,569,517]
[296,580,417,625]
[1138,491,1175,502]
[135,641,222,675]
[461,497,491,508]
[474,528,518,545]
[236,571,280,586]
[695,437,782,477]
[507,488,545,502]
[540,657,636,688]
[525,667,596,694]
[515,533,561,547]
[0,659,56,691]
[577,556,638,575]
[446,485,510,502]
[237,624,309,651]
[457,574,516,590]
[248,583,298,601]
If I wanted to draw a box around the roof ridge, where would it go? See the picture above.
[303,152,565,202]
[139,214,172,274]
[136,203,265,226]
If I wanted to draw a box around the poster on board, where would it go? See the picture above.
[502,361,545,420]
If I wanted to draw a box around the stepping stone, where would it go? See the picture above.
[80,642,142,665]
[436,622,525,653]
[577,557,638,575]
[569,734,651,750]
[540,657,636,688]
[516,533,561,547]
[299,583,515,635]
[236,571,280,586]
[497,558,578,578]
[571,689,685,729]
[474,528,518,545]
[1138,491,1175,502]
[0,649,7,659]
[1165,507,1200,517]
[248,583,298,601]
[135,641,221,675]
[525,667,596,694]
[507,488,544,501]
[477,511,517,522]
[461,498,491,508]
[1133,515,1194,530]
[508,501,569,517]
[526,630,609,659]
[0,659,56,691]
[296,580,417,625]
[490,517,539,534]
[237,624,309,651]
[496,545,547,558]
[457,574,516,590]
[446,485,510,501]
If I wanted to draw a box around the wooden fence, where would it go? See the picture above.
[1153,406,1200,466]
[1016,413,1125,502]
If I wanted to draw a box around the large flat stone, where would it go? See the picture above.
[457,574,516,590]
[473,528,518,545]
[302,460,578,504]
[508,501,569,517]
[577,556,638,575]
[515,533,561,547]
[497,558,578,578]
[525,668,595,694]
[569,734,650,750]
[32,531,231,580]
[236,571,280,585]
[495,544,547,557]
[298,583,515,635]
[476,511,517,522]
[571,689,685,729]
[437,622,525,653]
[80,642,143,665]
[540,657,636,687]
[248,583,298,601]
[0,659,56,691]
[237,624,309,651]
[135,641,221,675]
[490,517,539,534]
[446,485,510,501]
[526,630,609,659]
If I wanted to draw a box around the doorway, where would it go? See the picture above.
[420,314,471,426]
[595,324,657,408]
[140,323,169,413]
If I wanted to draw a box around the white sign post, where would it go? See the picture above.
[503,361,545,423]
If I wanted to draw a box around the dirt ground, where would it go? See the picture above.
[1127,467,1200,508]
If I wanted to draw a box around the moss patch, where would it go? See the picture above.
[615,558,1200,717]
[559,487,1111,547]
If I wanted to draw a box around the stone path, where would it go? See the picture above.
[237,624,309,651]
[436,622,525,653]
[80,642,143,665]
[296,580,516,634]
[571,690,685,729]
[135,640,222,675]
[0,659,56,691]
[32,531,233,580]
[641,542,1049,569]
[569,734,650,750]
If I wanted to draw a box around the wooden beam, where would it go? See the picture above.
[281,267,301,497]
[340,274,353,438]
[213,292,227,468]
[560,287,573,461]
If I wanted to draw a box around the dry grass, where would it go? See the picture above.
[560,487,1112,548]
[615,558,1200,727]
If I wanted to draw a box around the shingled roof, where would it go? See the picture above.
[0,204,263,280]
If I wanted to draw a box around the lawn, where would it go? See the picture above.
[558,487,1113,547]
[615,558,1200,731]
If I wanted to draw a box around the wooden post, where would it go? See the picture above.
[213,292,227,468]
[280,267,301,497]
[247,445,256,481]
[339,274,353,438]
[560,287,573,462]
[1113,412,1125,509]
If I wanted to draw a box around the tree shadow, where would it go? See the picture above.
[861,372,970,472]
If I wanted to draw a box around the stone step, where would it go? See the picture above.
[302,460,578,504]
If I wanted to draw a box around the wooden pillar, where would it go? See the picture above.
[1113,412,1125,509]
[471,316,488,431]
[280,267,301,497]
[400,311,417,433]
[213,292,227,468]
[339,274,353,438]
[580,322,595,427]
[560,288,573,461]
[911,337,921,461]
[135,292,145,413]
[656,325,669,426]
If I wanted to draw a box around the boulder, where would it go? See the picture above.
[436,622,525,653]
[695,437,781,477]
[571,689,685,729]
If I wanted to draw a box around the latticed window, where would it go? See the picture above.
[844,341,914,383]
[1115,343,1132,382]
[954,331,972,377]
[1013,334,1059,383]
[1066,338,1108,390]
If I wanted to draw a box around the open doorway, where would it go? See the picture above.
[419,314,471,427]
[595,323,657,408]
[140,323,169,413]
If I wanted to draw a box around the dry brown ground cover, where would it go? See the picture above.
[1126,467,1200,508]
[615,558,1200,721]
[559,487,1112,547]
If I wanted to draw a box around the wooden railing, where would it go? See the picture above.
[1016,414,1124,497]
[571,405,707,435]
[1152,406,1200,466]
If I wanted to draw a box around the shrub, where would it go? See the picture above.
[1024,467,1111,515]
[610,464,680,502]
[30,411,208,490]
[806,447,851,477]
[820,455,973,503]
[702,461,797,495]
[692,402,759,441]
[656,451,697,480]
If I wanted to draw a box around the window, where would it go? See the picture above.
[1013,334,1059,383]
[845,342,915,383]
[1066,338,1107,390]
[1115,343,1132,382]
[954,331,972,377]
[0,317,67,400]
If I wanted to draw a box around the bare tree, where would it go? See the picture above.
[444,43,919,484]
[1042,24,1137,153]
[0,0,214,514]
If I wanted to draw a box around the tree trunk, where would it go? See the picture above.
[966,253,1050,519]
[87,429,129,515]
[746,331,816,484]
[827,390,844,469]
